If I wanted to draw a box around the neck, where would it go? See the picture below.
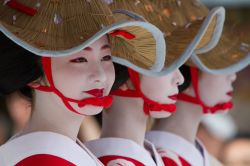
[101,96,148,147]
[21,90,84,142]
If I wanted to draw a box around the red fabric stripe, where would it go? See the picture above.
[16,154,75,166]
[7,0,37,16]
[162,156,191,166]
[162,157,179,166]
[109,30,135,40]
[179,156,191,166]
[99,155,144,166]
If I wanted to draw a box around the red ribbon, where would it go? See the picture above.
[109,30,135,40]
[33,57,113,115]
[7,0,37,16]
[77,97,113,108]
[111,68,176,115]
[177,67,233,114]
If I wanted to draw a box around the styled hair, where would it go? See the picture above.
[178,65,192,92]
[111,63,130,90]
[0,32,43,97]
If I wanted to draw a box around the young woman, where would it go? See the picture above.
[85,0,226,165]
[146,26,250,166]
[0,0,165,165]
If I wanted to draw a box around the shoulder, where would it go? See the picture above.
[0,132,96,165]
[16,154,75,166]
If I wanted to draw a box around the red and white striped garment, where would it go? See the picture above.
[146,131,211,166]
[0,132,102,166]
[85,137,165,166]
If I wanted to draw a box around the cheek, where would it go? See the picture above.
[140,76,172,103]
[199,77,217,103]
[199,76,228,106]
[53,66,88,98]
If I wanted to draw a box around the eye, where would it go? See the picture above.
[70,57,87,63]
[102,55,112,61]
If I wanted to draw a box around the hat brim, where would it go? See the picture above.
[0,20,166,76]
[191,29,250,75]
[152,7,225,76]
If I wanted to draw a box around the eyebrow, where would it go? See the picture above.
[83,47,92,51]
[101,44,111,50]
[83,44,110,51]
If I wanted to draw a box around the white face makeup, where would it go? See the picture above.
[51,36,115,115]
[198,72,237,109]
[140,69,184,118]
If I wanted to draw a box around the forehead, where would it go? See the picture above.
[86,35,109,49]
[59,36,110,59]
[79,35,110,53]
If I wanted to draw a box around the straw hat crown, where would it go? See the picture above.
[0,0,167,75]
[0,0,114,51]
[108,0,224,75]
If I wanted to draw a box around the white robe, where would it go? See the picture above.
[85,137,165,166]
[146,131,211,166]
[0,131,103,166]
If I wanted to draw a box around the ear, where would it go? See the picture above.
[27,78,43,88]
[119,83,129,91]
[184,84,195,96]
[118,79,135,91]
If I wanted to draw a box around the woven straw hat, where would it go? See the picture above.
[0,0,166,76]
[192,24,250,75]
[108,0,225,76]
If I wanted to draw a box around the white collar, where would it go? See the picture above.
[85,137,164,166]
[146,131,210,166]
[0,131,100,166]
[144,139,165,166]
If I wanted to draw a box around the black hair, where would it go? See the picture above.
[111,63,130,90]
[0,32,43,97]
[178,65,192,92]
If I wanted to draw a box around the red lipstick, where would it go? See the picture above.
[168,94,178,101]
[227,91,233,97]
[84,89,104,98]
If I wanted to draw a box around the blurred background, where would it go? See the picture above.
[0,1,249,166]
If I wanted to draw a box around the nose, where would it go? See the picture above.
[88,63,107,85]
[228,73,237,83]
[173,69,184,86]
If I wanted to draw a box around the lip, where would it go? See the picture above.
[227,91,233,97]
[84,89,104,98]
[168,94,178,101]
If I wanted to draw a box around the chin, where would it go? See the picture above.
[149,111,172,119]
[77,105,104,116]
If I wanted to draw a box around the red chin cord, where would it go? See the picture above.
[111,68,176,115]
[32,57,113,115]
[177,67,233,114]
